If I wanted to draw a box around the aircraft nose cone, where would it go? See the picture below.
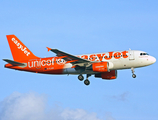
[152,57,156,63]
[150,56,156,64]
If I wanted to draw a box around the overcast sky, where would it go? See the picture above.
[0,0,158,120]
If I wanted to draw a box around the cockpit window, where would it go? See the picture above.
[140,53,149,56]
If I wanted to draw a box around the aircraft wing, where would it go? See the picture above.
[47,47,90,65]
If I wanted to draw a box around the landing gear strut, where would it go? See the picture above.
[131,67,136,78]
[84,74,91,86]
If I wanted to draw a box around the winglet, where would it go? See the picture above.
[46,47,52,52]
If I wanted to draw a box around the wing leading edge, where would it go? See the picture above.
[46,47,90,65]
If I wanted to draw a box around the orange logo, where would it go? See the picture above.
[79,51,128,61]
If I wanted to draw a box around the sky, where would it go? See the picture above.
[0,0,158,120]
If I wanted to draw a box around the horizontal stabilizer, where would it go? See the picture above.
[3,59,25,66]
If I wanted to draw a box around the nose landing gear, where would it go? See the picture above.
[131,67,136,78]
[132,74,136,78]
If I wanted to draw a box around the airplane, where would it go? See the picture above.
[3,35,156,85]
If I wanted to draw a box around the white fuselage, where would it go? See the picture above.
[63,50,156,74]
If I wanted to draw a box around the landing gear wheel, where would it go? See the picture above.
[132,74,136,78]
[131,67,136,78]
[78,75,84,81]
[84,79,90,86]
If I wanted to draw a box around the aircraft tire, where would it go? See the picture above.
[84,79,90,86]
[132,74,136,78]
[78,75,84,81]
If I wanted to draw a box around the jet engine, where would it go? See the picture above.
[92,62,109,72]
[95,70,117,80]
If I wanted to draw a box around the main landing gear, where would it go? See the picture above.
[131,67,136,78]
[78,74,91,86]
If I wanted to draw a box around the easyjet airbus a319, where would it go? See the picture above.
[3,35,156,85]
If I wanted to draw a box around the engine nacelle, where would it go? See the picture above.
[95,70,117,80]
[92,62,109,72]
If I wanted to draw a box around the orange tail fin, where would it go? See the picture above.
[6,35,39,62]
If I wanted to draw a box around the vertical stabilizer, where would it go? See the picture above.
[6,35,39,62]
